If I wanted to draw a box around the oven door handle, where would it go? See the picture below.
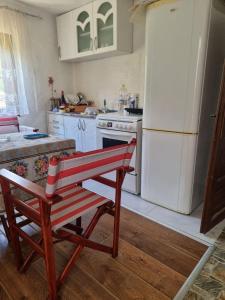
[99,130,134,138]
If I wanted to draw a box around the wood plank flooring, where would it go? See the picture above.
[0,208,207,300]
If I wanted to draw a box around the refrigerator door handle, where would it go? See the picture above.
[210,114,217,119]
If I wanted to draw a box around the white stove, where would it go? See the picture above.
[96,112,142,194]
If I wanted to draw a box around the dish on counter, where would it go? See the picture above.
[23,133,49,139]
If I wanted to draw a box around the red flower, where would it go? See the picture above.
[48,76,54,86]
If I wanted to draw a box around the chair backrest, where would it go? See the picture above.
[45,139,136,198]
[0,115,19,133]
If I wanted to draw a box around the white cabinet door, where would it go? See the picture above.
[56,11,76,61]
[93,0,117,54]
[64,117,82,151]
[48,113,65,137]
[73,3,94,58]
[81,119,97,151]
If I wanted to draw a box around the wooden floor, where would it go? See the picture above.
[0,208,207,300]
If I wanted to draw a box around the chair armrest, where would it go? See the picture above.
[91,167,135,188]
[0,169,53,204]
[123,167,135,173]
[92,176,117,188]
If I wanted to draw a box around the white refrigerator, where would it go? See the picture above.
[141,0,225,214]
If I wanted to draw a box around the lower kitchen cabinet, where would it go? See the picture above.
[48,113,65,138]
[64,116,97,152]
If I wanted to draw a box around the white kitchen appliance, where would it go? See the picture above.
[142,0,225,214]
[96,112,142,194]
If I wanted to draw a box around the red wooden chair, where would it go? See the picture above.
[0,139,136,300]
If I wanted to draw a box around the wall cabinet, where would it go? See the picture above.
[63,116,97,152]
[56,11,76,61]
[56,0,133,62]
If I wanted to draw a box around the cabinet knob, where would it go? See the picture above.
[58,46,61,58]
[90,38,94,50]
[78,119,82,130]
[94,37,98,50]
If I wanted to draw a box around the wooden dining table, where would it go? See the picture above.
[0,133,75,212]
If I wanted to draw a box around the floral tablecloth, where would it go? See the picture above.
[0,133,75,212]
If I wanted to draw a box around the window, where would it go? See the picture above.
[0,9,38,116]
[0,33,18,114]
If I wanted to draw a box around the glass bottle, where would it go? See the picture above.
[60,90,67,106]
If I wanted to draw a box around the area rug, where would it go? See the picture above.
[185,229,225,299]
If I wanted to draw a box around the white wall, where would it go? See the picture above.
[72,13,146,110]
[0,0,74,131]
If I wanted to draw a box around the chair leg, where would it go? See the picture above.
[43,232,57,300]
[0,214,10,242]
[76,217,82,235]
[112,170,123,258]
[1,180,23,268]
[41,203,57,300]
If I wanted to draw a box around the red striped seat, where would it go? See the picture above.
[26,185,109,231]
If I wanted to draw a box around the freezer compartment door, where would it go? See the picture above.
[141,130,198,214]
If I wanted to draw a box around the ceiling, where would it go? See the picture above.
[17,0,93,15]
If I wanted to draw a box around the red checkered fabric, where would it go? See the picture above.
[0,116,19,126]
[0,116,19,133]
[26,185,109,231]
[45,139,136,198]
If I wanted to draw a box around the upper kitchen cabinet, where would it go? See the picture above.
[56,11,76,61]
[56,0,133,62]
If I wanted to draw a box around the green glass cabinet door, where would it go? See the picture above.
[74,3,94,57]
[93,0,116,52]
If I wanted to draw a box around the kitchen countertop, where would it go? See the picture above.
[48,111,97,119]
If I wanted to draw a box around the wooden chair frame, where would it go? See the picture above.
[0,164,132,300]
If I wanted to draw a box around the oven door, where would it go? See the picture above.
[96,128,138,194]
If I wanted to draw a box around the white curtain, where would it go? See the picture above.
[0,8,38,115]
